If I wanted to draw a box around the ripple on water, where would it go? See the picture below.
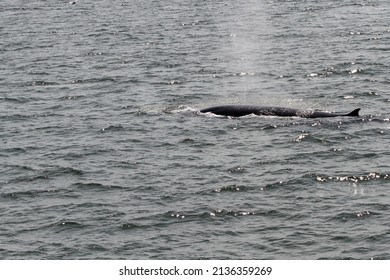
[313,172,390,184]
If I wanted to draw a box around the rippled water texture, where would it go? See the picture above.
[1,0,390,259]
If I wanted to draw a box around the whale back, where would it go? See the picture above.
[200,105,300,117]
[200,105,361,118]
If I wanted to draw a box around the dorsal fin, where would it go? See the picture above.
[345,108,360,117]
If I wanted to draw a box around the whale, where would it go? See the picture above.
[200,105,360,118]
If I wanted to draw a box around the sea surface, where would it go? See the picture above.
[1,0,390,259]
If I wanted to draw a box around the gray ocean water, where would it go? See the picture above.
[1,0,390,260]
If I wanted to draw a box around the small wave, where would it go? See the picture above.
[294,132,310,142]
[83,51,104,57]
[51,220,86,231]
[227,166,247,174]
[179,138,195,144]
[27,80,59,86]
[0,97,31,104]
[108,160,140,168]
[213,184,252,193]
[99,124,125,133]
[3,166,83,185]
[70,77,115,84]
[261,180,289,191]
[307,61,366,80]
[64,148,117,160]
[1,189,60,199]
[340,90,381,100]
[313,172,389,183]
[169,105,199,114]
[180,19,212,27]
[209,209,258,217]
[60,95,83,101]
[50,166,83,176]
[232,72,256,77]
[0,112,61,121]
[165,209,279,221]
[331,211,375,222]
[4,174,49,184]
[134,106,178,116]
[85,244,107,252]
[166,209,258,220]
[119,223,146,230]
[71,182,123,190]
[4,164,36,172]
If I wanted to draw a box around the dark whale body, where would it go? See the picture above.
[200,105,360,118]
